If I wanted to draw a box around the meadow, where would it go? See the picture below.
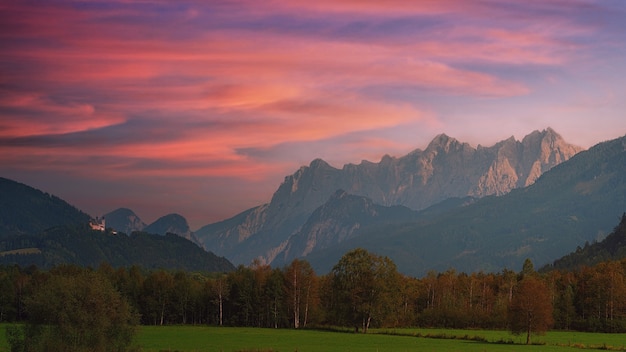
[1,324,626,351]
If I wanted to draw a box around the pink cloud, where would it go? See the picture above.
[2,0,619,227]
[262,0,483,16]
[0,91,125,137]
[0,0,542,187]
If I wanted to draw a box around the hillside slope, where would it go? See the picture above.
[544,213,626,271]
[0,177,90,238]
[0,225,235,272]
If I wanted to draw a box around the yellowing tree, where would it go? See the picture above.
[508,276,553,344]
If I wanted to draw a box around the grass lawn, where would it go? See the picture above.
[134,326,626,352]
[1,324,625,351]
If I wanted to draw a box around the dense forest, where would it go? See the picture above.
[1,250,625,334]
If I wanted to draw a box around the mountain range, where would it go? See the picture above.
[3,128,625,276]
[193,128,586,270]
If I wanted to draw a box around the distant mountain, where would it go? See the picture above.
[543,213,626,272]
[0,225,234,272]
[196,128,582,266]
[303,134,626,276]
[145,213,201,245]
[0,177,90,238]
[103,208,146,235]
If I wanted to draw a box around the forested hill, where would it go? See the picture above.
[0,224,235,272]
[544,213,626,271]
[0,177,90,238]
[0,176,235,272]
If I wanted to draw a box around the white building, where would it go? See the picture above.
[89,217,106,231]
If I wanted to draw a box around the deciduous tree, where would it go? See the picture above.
[509,276,553,344]
[330,248,400,333]
[284,259,317,329]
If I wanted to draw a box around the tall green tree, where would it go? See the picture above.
[330,248,401,333]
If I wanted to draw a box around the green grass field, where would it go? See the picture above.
[1,324,625,351]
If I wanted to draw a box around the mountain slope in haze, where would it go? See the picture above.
[0,177,90,238]
[103,208,146,235]
[274,191,475,267]
[543,213,626,271]
[0,225,235,272]
[303,134,626,276]
[279,190,418,261]
[196,128,582,266]
[145,213,201,245]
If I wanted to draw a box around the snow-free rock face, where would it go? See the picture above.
[196,204,268,255]
[196,128,583,266]
[103,208,146,235]
[145,213,201,245]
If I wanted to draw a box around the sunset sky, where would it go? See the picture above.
[2,0,626,229]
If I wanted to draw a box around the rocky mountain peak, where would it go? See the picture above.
[146,213,189,232]
[517,128,583,186]
[103,207,146,235]
[309,158,332,169]
[426,133,459,152]
[145,213,201,245]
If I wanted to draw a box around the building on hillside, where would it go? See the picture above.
[89,217,106,231]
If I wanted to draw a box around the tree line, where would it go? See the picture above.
[2,250,626,337]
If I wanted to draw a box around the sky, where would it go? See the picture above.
[1,0,626,229]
